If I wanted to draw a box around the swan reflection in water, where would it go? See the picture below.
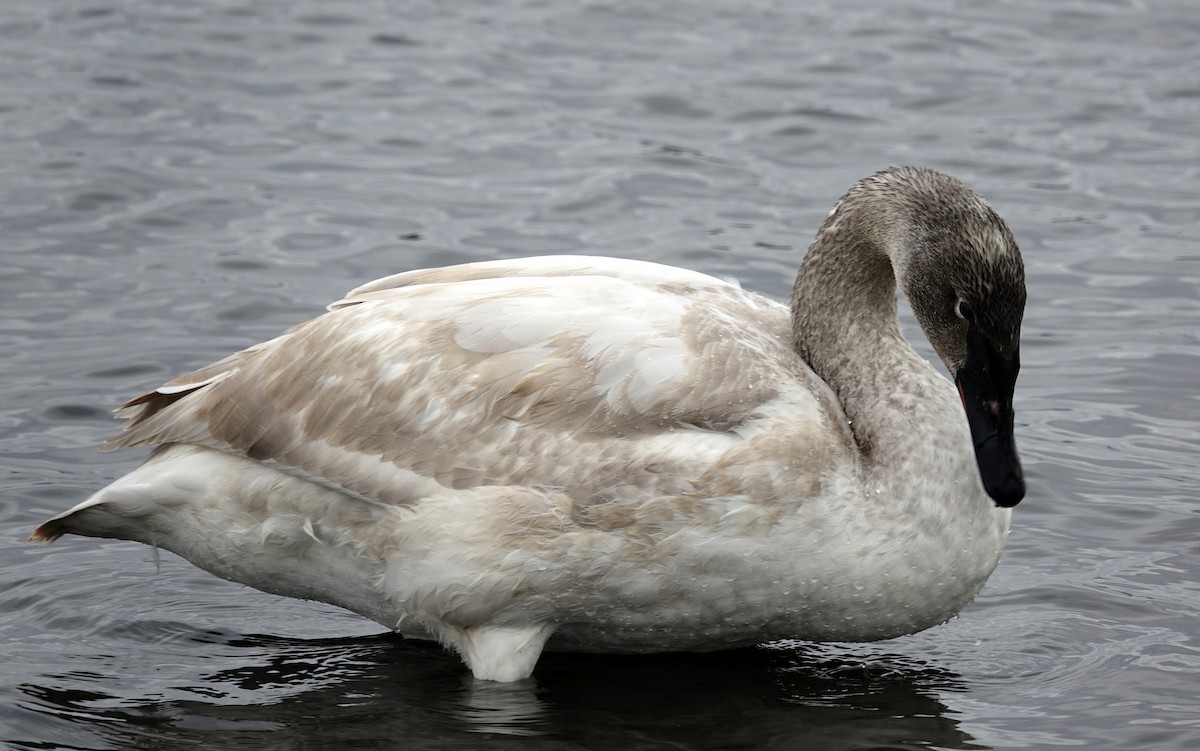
[15,633,984,748]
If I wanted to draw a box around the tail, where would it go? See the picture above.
[28,514,70,544]
[28,484,160,545]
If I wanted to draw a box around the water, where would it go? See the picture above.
[2,0,1197,748]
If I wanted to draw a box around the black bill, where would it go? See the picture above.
[955,323,1025,508]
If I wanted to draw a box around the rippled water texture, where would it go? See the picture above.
[2,0,1198,748]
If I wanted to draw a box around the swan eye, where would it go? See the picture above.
[956,299,975,321]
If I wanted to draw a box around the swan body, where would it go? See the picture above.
[33,167,1027,682]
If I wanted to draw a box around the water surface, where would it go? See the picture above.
[2,1,1198,748]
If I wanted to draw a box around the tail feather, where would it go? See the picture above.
[28,517,69,544]
[27,484,159,546]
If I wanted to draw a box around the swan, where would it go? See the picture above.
[31,166,1026,682]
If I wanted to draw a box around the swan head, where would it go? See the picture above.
[883,167,1027,507]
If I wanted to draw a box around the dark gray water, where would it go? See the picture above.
[2,0,1197,748]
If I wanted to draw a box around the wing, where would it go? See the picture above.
[328,255,738,309]
[105,257,843,507]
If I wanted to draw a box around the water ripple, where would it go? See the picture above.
[2,0,1199,749]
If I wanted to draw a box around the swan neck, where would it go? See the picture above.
[790,213,922,457]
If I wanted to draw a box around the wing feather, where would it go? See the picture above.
[104,258,831,507]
